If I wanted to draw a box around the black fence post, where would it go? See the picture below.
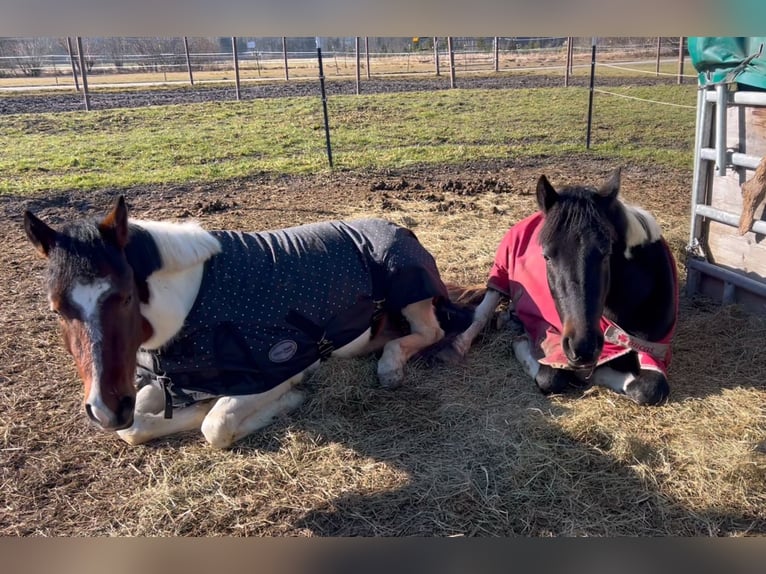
[316,38,333,169]
[586,37,597,149]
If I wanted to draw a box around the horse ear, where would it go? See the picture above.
[98,196,129,249]
[536,175,558,213]
[598,168,621,201]
[24,210,57,258]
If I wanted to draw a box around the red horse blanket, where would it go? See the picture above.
[487,212,677,374]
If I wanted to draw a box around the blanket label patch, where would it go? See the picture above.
[268,339,298,363]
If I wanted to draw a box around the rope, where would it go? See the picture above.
[597,62,697,78]
[593,88,696,109]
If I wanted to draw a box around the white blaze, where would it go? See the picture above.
[70,278,112,425]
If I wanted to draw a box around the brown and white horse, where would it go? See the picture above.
[24,197,474,448]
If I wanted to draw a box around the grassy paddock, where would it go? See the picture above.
[5,81,763,537]
[0,84,696,196]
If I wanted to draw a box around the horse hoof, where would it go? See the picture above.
[535,365,576,395]
[378,368,404,389]
[625,376,669,406]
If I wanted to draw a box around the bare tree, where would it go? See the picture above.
[2,37,57,77]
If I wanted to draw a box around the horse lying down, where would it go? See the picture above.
[452,169,679,405]
[24,197,475,448]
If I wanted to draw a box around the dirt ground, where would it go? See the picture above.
[3,154,765,537]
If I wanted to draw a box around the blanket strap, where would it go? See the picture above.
[285,309,336,361]
[286,260,389,360]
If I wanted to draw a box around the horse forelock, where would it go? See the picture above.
[47,220,126,295]
[539,187,612,253]
[129,219,221,272]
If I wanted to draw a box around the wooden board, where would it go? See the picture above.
[705,105,766,282]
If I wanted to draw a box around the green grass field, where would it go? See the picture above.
[0,84,697,195]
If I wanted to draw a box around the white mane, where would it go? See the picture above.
[131,218,222,349]
[621,203,662,259]
[130,219,221,271]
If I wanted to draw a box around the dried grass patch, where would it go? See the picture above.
[1,157,764,536]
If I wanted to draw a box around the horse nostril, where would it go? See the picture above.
[562,336,579,361]
[85,403,98,424]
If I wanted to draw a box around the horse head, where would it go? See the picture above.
[24,197,151,431]
[536,169,623,370]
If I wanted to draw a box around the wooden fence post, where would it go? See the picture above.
[232,36,241,100]
[76,36,90,111]
[66,37,79,91]
[282,37,289,80]
[656,37,661,76]
[183,36,194,85]
[355,37,361,94]
[447,36,455,88]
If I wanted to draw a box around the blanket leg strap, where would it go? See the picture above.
[286,309,336,361]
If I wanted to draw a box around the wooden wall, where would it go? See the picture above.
[705,105,766,281]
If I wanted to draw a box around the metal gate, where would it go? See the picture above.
[687,84,766,313]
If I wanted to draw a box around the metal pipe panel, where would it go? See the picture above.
[705,89,766,107]
[699,148,762,170]
[715,84,728,176]
[687,258,766,299]
[694,203,766,235]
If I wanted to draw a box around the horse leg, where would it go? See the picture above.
[116,389,215,446]
[511,334,586,395]
[451,289,503,357]
[200,377,305,449]
[590,354,669,405]
[377,298,444,388]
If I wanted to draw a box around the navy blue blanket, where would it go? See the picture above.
[137,219,447,402]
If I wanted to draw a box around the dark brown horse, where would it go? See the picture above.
[453,169,678,405]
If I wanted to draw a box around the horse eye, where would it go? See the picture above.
[123,294,133,307]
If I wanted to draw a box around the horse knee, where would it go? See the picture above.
[535,365,580,395]
[624,371,669,406]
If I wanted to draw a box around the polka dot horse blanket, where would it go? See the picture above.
[137,219,448,409]
[487,212,677,374]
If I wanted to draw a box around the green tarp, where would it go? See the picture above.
[688,37,766,90]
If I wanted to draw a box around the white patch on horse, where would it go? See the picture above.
[131,219,221,272]
[512,336,540,379]
[140,264,205,349]
[130,219,222,350]
[622,204,662,259]
[70,278,112,425]
[590,365,635,393]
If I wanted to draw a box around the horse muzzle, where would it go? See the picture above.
[85,395,135,431]
[561,332,604,370]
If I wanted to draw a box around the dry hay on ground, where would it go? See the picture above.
[1,156,764,536]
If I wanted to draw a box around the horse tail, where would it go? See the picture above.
[446,282,488,308]
[435,283,486,336]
